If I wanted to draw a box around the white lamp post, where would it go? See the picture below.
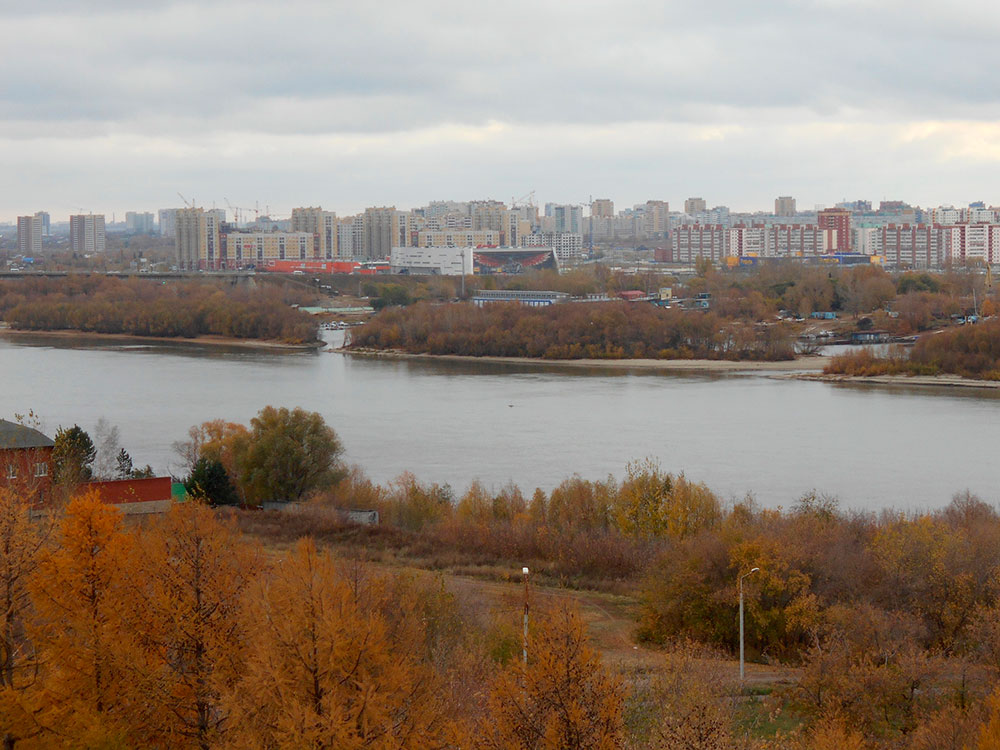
[739,567,760,682]
[522,567,530,666]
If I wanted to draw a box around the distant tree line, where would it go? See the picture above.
[349,301,797,360]
[0,277,319,343]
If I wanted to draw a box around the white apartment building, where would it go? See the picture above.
[521,232,582,261]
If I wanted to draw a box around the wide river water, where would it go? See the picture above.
[1,332,997,511]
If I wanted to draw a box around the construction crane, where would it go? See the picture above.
[177,192,195,208]
[511,190,536,209]
[224,198,245,226]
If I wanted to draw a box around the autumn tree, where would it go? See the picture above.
[123,502,260,748]
[475,605,625,750]
[236,406,345,504]
[0,488,49,746]
[222,539,464,749]
[614,459,720,539]
[27,491,132,744]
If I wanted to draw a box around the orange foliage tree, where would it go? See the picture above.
[222,538,465,749]
[475,605,625,750]
[27,491,132,745]
[123,502,260,749]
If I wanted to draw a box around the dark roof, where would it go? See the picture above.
[0,420,55,450]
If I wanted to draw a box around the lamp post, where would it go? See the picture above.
[739,567,759,682]
[522,567,530,667]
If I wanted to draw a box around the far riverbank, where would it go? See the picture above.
[338,347,829,373]
[0,327,322,351]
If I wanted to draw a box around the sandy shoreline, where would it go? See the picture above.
[338,347,830,373]
[792,372,1000,390]
[0,327,322,351]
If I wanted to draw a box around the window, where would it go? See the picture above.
[5,465,15,480]
[34,462,47,478]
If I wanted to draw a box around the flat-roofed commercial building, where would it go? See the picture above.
[390,246,473,275]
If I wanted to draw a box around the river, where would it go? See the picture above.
[2,332,997,511]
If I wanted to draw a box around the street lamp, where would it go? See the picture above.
[522,567,530,666]
[739,567,760,682]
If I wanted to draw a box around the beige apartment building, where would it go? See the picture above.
[175,207,220,270]
[417,230,501,248]
[291,207,338,258]
[223,231,315,267]
[591,199,614,218]
[17,214,43,255]
[775,196,797,217]
[684,197,707,215]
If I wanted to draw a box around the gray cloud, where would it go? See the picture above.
[4,0,1000,218]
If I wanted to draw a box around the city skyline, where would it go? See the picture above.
[5,1,1000,221]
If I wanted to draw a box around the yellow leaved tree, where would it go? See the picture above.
[123,501,260,749]
[220,538,464,749]
[27,490,133,746]
[475,605,625,750]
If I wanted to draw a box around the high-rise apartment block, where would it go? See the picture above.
[17,215,43,255]
[684,197,707,215]
[69,214,106,254]
[591,199,614,218]
[817,208,851,252]
[291,207,338,259]
[775,196,796,217]
[158,208,179,238]
[36,211,50,236]
[363,207,398,260]
[643,200,670,236]
[125,211,155,234]
[175,207,221,270]
[552,204,582,234]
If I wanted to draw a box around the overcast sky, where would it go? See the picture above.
[4,0,1000,222]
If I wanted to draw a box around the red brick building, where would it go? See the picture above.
[0,419,54,499]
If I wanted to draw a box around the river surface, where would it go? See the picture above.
[2,332,998,511]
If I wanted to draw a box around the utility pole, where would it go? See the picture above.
[739,567,760,682]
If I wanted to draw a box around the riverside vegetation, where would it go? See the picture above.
[825,318,1000,380]
[153,410,1000,748]
[0,276,320,343]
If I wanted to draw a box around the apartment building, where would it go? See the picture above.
[671,224,728,263]
[175,207,221,270]
[222,231,315,269]
[363,207,398,260]
[775,196,796,217]
[417,229,501,248]
[684,197,708,215]
[69,214,106,254]
[291,207,338,259]
[16,214,43,255]
[817,208,851,252]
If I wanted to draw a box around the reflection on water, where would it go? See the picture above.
[2,333,998,512]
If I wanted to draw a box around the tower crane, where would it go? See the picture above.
[177,192,195,208]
